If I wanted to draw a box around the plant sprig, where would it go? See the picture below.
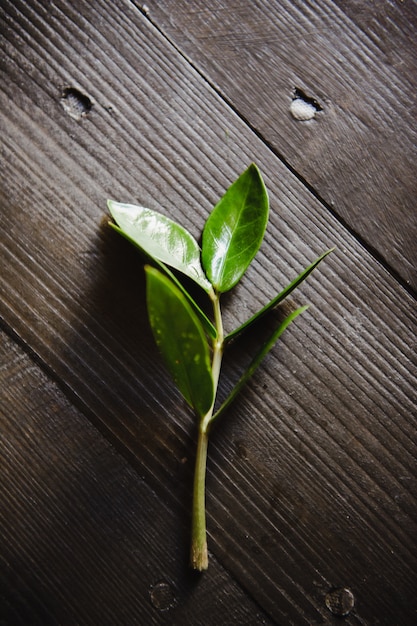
[107,163,333,570]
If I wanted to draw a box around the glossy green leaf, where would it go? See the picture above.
[209,305,308,427]
[201,163,269,293]
[108,222,217,340]
[225,248,334,343]
[145,266,214,418]
[108,200,212,292]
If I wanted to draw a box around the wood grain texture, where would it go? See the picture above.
[0,330,274,625]
[144,0,417,292]
[1,0,416,624]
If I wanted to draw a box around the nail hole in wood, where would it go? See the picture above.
[61,87,92,121]
[290,88,322,121]
[325,587,355,616]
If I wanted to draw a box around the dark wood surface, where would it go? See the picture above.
[1,1,416,625]
[146,0,417,293]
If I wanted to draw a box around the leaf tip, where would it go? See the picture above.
[107,198,116,213]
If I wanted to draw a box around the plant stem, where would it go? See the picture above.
[190,290,224,570]
[190,423,209,570]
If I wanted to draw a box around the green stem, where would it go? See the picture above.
[190,289,223,570]
[190,424,209,570]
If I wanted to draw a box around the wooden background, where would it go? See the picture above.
[1,1,416,624]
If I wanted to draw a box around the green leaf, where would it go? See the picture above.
[225,248,334,343]
[108,200,212,292]
[209,305,308,427]
[201,163,269,293]
[108,222,217,340]
[145,266,214,418]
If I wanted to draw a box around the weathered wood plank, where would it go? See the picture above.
[144,0,417,292]
[1,0,416,624]
[0,330,274,625]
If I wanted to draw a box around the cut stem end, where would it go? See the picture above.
[190,539,208,571]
